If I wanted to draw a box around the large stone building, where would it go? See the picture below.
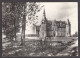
[35,9,71,38]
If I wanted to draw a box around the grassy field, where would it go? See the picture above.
[2,37,78,56]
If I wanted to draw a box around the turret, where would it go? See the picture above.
[40,8,47,38]
[66,19,71,37]
[41,8,47,24]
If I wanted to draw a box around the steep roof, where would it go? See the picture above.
[55,20,66,28]
[41,8,47,24]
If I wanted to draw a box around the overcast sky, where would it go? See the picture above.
[25,2,78,35]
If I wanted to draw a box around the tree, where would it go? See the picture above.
[26,2,44,25]
[20,2,44,45]
[2,2,44,46]
[20,3,26,45]
[72,32,78,37]
[2,2,23,45]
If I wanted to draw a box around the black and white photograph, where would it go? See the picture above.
[2,2,78,56]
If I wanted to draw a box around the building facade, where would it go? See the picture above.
[35,9,71,38]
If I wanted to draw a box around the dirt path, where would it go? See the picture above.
[56,39,78,56]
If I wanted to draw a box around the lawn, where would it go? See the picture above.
[2,37,78,57]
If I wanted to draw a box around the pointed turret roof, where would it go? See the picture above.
[41,8,47,24]
[43,8,46,19]
[67,18,70,25]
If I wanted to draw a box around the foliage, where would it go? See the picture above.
[2,2,26,40]
[26,2,44,25]
[72,32,78,37]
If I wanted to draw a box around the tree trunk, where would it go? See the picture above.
[21,4,26,46]
[14,19,16,41]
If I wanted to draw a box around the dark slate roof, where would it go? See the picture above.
[55,21,66,28]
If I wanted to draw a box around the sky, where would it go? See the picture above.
[25,2,78,35]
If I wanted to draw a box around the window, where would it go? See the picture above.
[53,26,54,30]
[42,32,44,36]
[60,22,61,27]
